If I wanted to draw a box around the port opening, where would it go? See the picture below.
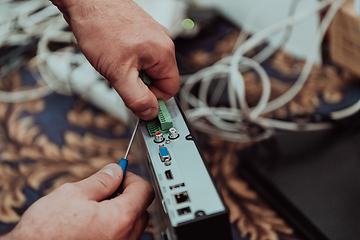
[169,183,185,190]
[165,170,173,180]
[174,191,190,204]
[159,147,171,162]
[177,207,191,216]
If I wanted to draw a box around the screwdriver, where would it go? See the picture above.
[108,118,140,199]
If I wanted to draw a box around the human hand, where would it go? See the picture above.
[2,163,154,240]
[51,0,180,120]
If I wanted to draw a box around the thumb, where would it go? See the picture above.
[111,69,159,120]
[74,163,124,201]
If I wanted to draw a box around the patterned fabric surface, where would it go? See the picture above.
[0,67,299,240]
[1,13,360,240]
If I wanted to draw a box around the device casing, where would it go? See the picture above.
[138,98,232,240]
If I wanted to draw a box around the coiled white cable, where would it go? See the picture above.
[0,0,78,102]
[181,0,348,142]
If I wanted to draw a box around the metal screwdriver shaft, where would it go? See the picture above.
[124,118,139,159]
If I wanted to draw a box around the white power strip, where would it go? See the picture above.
[45,53,131,124]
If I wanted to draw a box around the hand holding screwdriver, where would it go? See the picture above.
[108,118,140,199]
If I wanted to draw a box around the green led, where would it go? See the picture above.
[181,18,195,30]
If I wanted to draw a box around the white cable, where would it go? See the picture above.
[232,0,336,58]
[0,87,53,103]
[0,0,68,102]
[186,107,274,142]
[231,0,299,67]
[331,99,360,120]
[261,0,345,114]
[228,0,335,120]
[180,0,345,142]
[240,57,271,120]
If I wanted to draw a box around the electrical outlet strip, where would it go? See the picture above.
[138,97,233,240]
[44,53,130,124]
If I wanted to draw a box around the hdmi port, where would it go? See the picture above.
[169,183,185,190]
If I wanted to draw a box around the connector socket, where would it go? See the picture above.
[165,170,174,180]
[169,183,185,190]
[177,207,191,216]
[174,191,190,204]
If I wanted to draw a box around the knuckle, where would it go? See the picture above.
[164,39,175,52]
[94,173,113,191]
[126,94,153,112]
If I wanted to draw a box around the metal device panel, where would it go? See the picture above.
[139,98,226,228]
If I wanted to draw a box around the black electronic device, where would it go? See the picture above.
[238,121,360,240]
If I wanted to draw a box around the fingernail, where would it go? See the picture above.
[138,108,157,120]
[101,167,114,177]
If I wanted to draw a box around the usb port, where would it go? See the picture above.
[169,183,185,190]
[165,170,173,180]
[174,191,190,204]
[177,207,191,216]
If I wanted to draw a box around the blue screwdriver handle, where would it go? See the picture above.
[119,158,128,177]
[107,158,128,199]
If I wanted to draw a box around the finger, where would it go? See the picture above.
[110,68,159,120]
[112,172,155,218]
[73,163,123,201]
[144,46,180,100]
[160,25,171,37]
[129,211,150,240]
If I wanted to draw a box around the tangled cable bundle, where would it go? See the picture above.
[1,0,359,142]
[179,0,358,142]
[0,0,102,102]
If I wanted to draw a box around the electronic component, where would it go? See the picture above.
[138,97,232,240]
[154,131,165,143]
[139,71,151,85]
[146,119,166,137]
[145,100,173,137]
[168,127,179,139]
[177,207,191,216]
[158,100,173,130]
[169,183,185,190]
[159,146,171,166]
[165,170,174,180]
[174,191,190,204]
